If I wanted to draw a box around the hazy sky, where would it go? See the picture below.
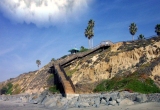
[0,0,160,82]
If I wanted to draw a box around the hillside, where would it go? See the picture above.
[0,62,55,94]
[64,36,160,93]
[0,36,160,95]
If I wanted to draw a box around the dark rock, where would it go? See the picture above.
[135,94,147,103]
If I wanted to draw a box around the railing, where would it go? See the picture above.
[58,41,113,66]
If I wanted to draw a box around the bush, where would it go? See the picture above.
[0,83,13,95]
[94,73,160,94]
[49,86,59,93]
[80,46,88,52]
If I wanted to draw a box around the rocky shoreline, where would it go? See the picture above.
[0,91,160,110]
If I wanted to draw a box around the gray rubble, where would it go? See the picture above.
[0,90,160,109]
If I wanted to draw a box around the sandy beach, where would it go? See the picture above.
[68,102,160,110]
[0,100,160,110]
[0,101,50,110]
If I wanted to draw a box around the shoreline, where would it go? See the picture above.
[0,91,160,110]
[0,100,160,110]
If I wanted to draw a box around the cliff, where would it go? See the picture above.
[0,36,160,94]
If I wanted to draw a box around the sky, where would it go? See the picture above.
[0,0,160,82]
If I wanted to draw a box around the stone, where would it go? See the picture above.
[48,102,56,108]
[79,102,90,108]
[117,92,125,99]
[93,97,100,108]
[136,94,148,103]
[116,98,121,103]
[109,93,118,101]
[119,98,134,106]
[56,100,63,108]
[88,99,95,106]
[95,97,100,105]
[100,99,106,105]
[20,96,28,103]
[109,100,117,106]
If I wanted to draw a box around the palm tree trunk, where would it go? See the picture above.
[88,39,90,49]
[132,35,134,41]
[92,37,93,49]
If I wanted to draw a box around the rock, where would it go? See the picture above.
[20,96,28,103]
[119,98,134,106]
[100,99,106,105]
[117,92,125,99]
[109,100,117,106]
[109,93,118,101]
[75,101,80,108]
[116,98,121,103]
[56,100,63,108]
[48,102,56,108]
[44,97,56,107]
[136,94,148,103]
[88,99,95,106]
[79,102,90,108]
[93,97,100,108]
[68,98,77,108]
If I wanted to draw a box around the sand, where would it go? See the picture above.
[0,100,160,110]
[68,102,160,110]
[0,101,50,110]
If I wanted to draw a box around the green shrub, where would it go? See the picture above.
[0,83,13,95]
[94,74,160,94]
[49,86,59,93]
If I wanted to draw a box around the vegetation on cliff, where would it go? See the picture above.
[94,73,160,93]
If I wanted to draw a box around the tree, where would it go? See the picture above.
[36,60,41,69]
[51,58,55,61]
[85,19,95,49]
[80,46,88,52]
[138,34,145,40]
[155,24,160,36]
[129,23,138,40]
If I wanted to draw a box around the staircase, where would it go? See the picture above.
[54,63,75,94]
[53,40,113,96]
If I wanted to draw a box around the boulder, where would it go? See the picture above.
[88,99,95,106]
[119,98,134,106]
[93,97,100,108]
[117,92,125,99]
[109,100,117,106]
[100,99,106,105]
[116,98,121,103]
[135,94,148,103]
[79,102,90,108]
[109,93,118,101]
[56,100,63,108]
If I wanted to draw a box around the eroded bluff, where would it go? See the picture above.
[64,37,160,93]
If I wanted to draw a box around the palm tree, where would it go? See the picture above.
[138,34,145,40]
[129,23,138,40]
[155,24,160,36]
[85,19,95,48]
[36,60,41,69]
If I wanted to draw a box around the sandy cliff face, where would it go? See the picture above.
[1,37,160,94]
[67,37,160,92]
[0,62,54,94]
